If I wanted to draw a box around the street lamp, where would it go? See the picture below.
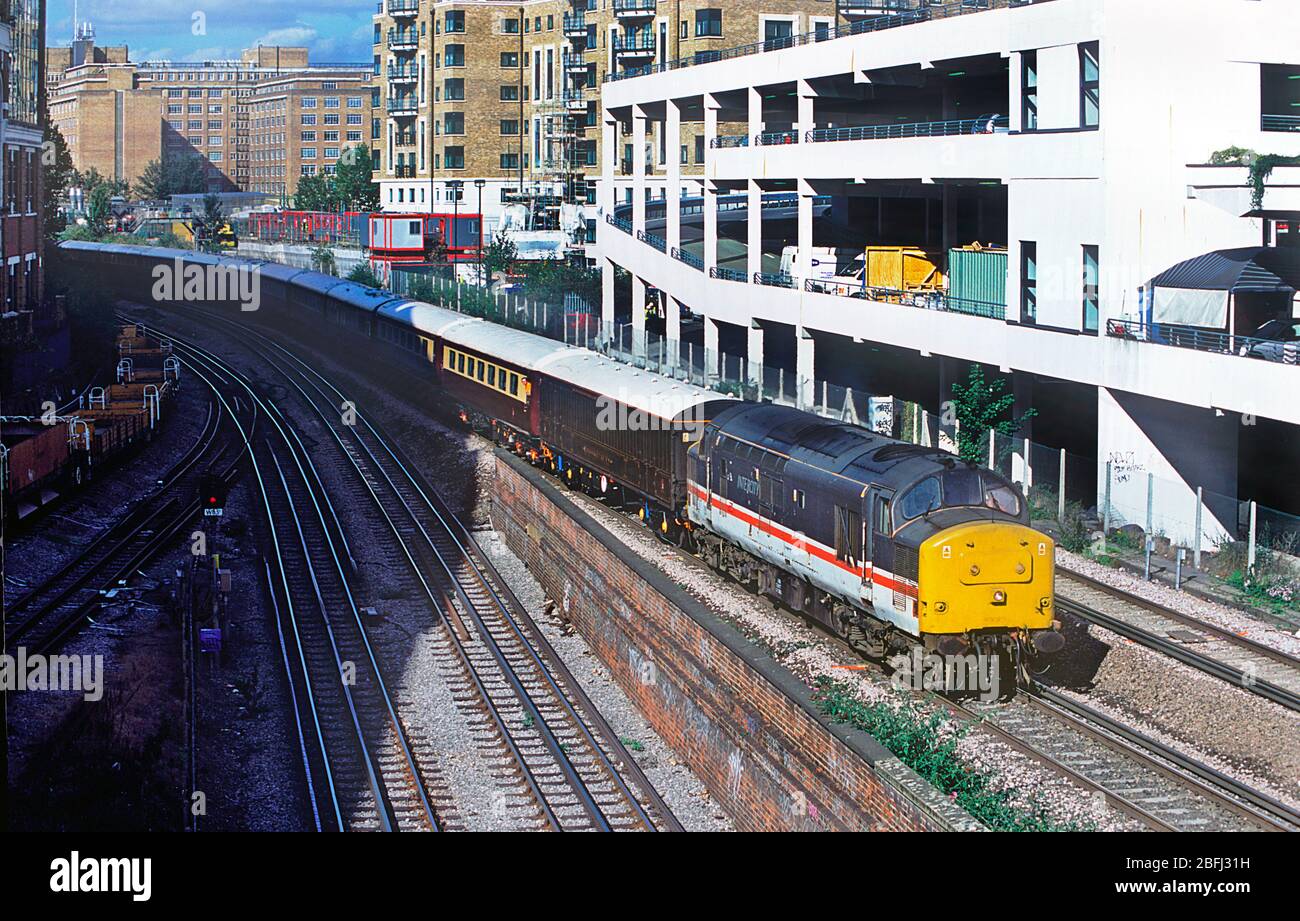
[474,178,487,287]
[445,180,464,274]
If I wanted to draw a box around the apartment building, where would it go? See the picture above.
[48,37,372,197]
[371,0,831,244]
[597,0,1300,546]
[2,0,46,316]
[247,70,376,199]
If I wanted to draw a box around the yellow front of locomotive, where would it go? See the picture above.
[915,521,1060,654]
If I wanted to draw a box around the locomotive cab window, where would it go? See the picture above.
[897,477,942,524]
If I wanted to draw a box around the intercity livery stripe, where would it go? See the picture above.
[687,483,918,598]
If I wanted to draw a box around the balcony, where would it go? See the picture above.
[803,279,1006,320]
[388,66,418,84]
[387,97,418,116]
[1106,318,1299,367]
[387,0,419,16]
[806,115,1008,143]
[563,13,586,38]
[710,266,748,283]
[709,135,749,149]
[755,130,798,146]
[671,247,704,271]
[388,30,418,51]
[1262,114,1300,133]
[613,0,656,19]
[612,34,656,60]
[394,164,416,178]
[563,52,587,74]
[605,214,632,234]
[836,0,913,19]
[394,131,417,146]
[637,229,666,252]
[754,271,795,289]
[563,90,586,112]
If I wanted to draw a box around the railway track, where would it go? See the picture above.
[950,687,1299,832]
[4,396,235,655]
[1055,568,1300,713]
[163,306,683,831]
[172,340,442,833]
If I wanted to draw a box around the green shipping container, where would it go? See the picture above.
[948,248,1007,308]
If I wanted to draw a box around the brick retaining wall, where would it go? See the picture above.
[491,450,981,832]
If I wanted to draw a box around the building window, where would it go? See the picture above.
[444,146,465,169]
[501,85,519,101]
[695,9,722,38]
[1021,51,1038,131]
[302,148,317,159]
[694,135,704,163]
[1079,42,1100,128]
[445,11,464,33]
[500,119,519,135]
[445,78,465,101]
[504,17,520,34]
[302,97,318,108]
[445,45,465,67]
[501,52,519,68]
[444,112,464,134]
[1082,245,1100,332]
[501,152,519,170]
[1020,242,1037,325]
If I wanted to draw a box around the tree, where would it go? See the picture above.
[484,232,518,282]
[346,262,382,287]
[948,364,1036,465]
[294,172,333,212]
[333,144,380,211]
[42,117,76,240]
[86,185,114,236]
[135,155,208,200]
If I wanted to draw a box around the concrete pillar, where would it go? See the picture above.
[601,257,615,334]
[704,180,719,276]
[936,356,960,452]
[747,319,764,389]
[666,296,682,369]
[748,86,763,139]
[632,105,648,237]
[666,100,682,254]
[1097,388,1239,549]
[747,179,762,282]
[704,315,719,383]
[601,113,617,216]
[797,178,814,283]
[796,78,814,139]
[632,275,647,359]
[942,184,957,256]
[796,327,815,410]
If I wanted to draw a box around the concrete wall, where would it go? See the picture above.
[491,449,980,832]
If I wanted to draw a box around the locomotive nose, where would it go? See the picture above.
[917,522,1056,635]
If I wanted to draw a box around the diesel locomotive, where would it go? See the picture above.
[60,241,1063,681]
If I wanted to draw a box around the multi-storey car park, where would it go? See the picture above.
[595,0,1300,550]
[369,0,840,250]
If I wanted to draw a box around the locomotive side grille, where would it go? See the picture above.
[895,544,919,583]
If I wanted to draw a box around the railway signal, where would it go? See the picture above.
[199,474,228,516]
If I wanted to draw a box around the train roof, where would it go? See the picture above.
[375,298,469,337]
[539,349,735,420]
[440,318,570,369]
[288,269,350,297]
[325,281,405,313]
[712,403,960,486]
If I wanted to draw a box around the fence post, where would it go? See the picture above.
[1058,448,1066,524]
[778,368,785,403]
[1247,500,1258,572]
[1145,472,1154,538]
[1103,462,1113,539]
[988,429,995,469]
[1194,486,1203,569]
[1023,438,1032,490]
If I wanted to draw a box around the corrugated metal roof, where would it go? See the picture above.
[1150,246,1300,293]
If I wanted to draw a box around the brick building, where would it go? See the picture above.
[47,34,373,197]
[2,0,46,318]
[371,0,831,249]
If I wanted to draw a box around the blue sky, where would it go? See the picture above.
[48,0,373,63]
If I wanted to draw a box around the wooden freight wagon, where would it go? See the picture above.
[2,420,74,519]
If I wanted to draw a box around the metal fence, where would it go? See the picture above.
[1106,318,1299,366]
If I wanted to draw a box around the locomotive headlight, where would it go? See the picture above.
[992,590,1007,605]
